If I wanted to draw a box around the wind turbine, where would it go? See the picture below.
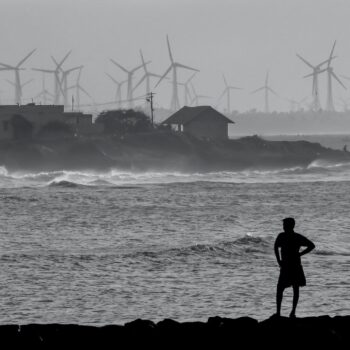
[167,72,197,106]
[68,67,94,110]
[106,73,127,109]
[190,82,211,106]
[296,52,331,111]
[6,78,34,103]
[251,71,278,113]
[32,51,71,105]
[133,50,162,96]
[51,57,83,107]
[216,74,242,113]
[110,58,147,109]
[50,54,82,106]
[0,49,36,104]
[155,35,199,111]
[106,73,127,108]
[34,73,54,104]
[324,41,346,111]
[286,96,309,112]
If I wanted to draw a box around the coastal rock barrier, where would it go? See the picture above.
[0,315,348,348]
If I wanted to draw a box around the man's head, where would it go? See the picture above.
[283,217,295,232]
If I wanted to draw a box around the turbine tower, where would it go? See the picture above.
[0,49,36,104]
[32,51,71,105]
[296,53,330,111]
[106,73,127,109]
[68,67,94,110]
[110,58,146,109]
[324,41,346,111]
[216,74,242,113]
[251,71,277,113]
[133,50,162,96]
[155,35,199,111]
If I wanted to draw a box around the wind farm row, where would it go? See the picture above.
[0,37,349,114]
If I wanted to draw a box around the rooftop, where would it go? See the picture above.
[162,106,234,125]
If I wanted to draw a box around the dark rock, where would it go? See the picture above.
[0,315,348,348]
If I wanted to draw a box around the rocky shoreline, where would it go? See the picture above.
[1,132,350,173]
[1,315,348,348]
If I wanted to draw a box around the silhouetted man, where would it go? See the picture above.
[274,217,315,318]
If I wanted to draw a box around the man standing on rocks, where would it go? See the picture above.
[274,217,315,318]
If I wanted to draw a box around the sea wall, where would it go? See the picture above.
[1,316,348,348]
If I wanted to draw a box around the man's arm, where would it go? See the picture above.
[274,239,282,267]
[299,236,315,257]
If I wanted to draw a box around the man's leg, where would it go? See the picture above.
[290,285,299,317]
[276,284,284,316]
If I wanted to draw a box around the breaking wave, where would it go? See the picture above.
[1,160,350,188]
[0,234,272,264]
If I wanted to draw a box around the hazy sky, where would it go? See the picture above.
[0,0,349,112]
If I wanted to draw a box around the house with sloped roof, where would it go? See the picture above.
[162,106,234,140]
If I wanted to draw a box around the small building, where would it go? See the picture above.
[0,103,102,140]
[162,106,234,140]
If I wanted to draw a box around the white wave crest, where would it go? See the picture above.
[1,161,350,188]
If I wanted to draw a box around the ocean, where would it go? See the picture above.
[0,161,350,325]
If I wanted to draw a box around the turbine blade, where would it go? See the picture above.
[228,86,243,90]
[77,67,82,83]
[110,59,129,73]
[148,72,163,79]
[32,68,55,73]
[175,63,199,72]
[0,62,15,69]
[296,54,314,69]
[58,50,72,68]
[105,73,119,85]
[215,90,227,106]
[16,49,36,68]
[331,71,346,89]
[22,78,34,87]
[5,79,15,87]
[223,74,228,87]
[130,61,150,74]
[303,72,315,78]
[190,81,196,95]
[185,72,197,85]
[317,56,336,68]
[251,87,264,94]
[265,71,269,86]
[51,56,60,68]
[154,65,172,88]
[268,87,278,96]
[139,49,147,71]
[133,74,146,91]
[328,40,337,64]
[65,65,84,74]
[166,35,174,63]
[79,86,93,99]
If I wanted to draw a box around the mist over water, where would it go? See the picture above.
[0,162,349,324]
